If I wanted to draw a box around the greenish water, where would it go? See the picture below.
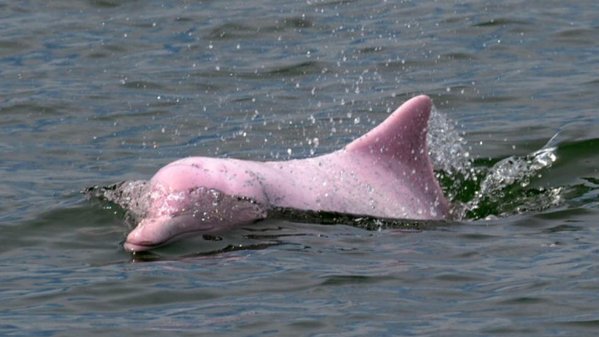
[1,1,598,336]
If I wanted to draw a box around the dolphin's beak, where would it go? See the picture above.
[124,215,216,252]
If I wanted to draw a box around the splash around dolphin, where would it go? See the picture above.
[99,95,449,252]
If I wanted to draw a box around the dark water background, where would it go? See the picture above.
[1,1,599,336]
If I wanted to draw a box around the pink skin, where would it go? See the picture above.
[124,95,449,251]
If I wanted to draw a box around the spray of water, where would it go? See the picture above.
[426,105,562,220]
[85,180,150,226]
[427,105,472,177]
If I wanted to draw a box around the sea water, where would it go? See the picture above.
[1,1,598,336]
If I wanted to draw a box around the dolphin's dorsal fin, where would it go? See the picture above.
[345,95,432,168]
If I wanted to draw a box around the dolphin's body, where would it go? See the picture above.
[121,95,449,251]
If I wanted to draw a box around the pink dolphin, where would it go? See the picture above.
[123,95,449,251]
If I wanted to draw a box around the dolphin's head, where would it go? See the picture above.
[124,186,268,252]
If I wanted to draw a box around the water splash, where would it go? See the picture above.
[459,140,561,220]
[85,180,150,226]
[427,106,563,220]
[428,105,471,177]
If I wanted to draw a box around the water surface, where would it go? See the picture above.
[1,1,599,336]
